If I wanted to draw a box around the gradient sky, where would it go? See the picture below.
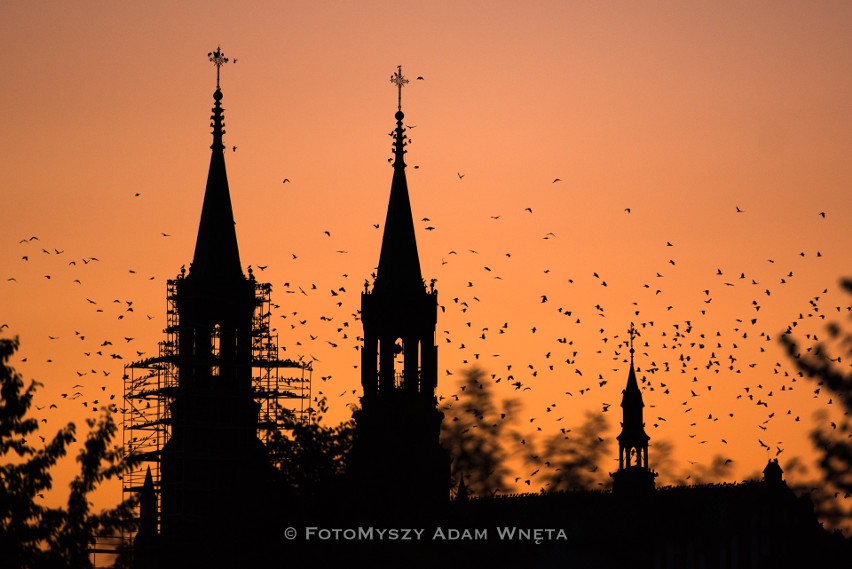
[2,1,851,526]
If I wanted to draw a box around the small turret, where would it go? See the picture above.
[763,458,784,486]
[611,324,657,495]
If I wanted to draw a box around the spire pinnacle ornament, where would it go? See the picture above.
[390,65,408,112]
[389,66,410,168]
[628,322,637,365]
[208,46,229,89]
[206,47,229,151]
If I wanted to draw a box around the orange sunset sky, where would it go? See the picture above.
[2,1,851,527]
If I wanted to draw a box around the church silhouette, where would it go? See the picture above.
[125,52,848,569]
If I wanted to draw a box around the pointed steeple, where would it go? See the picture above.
[136,466,158,543]
[619,324,648,432]
[374,66,423,297]
[622,327,644,410]
[189,47,243,284]
[456,474,469,501]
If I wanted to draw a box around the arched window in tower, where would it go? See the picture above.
[211,324,221,377]
[416,338,424,392]
[393,339,404,388]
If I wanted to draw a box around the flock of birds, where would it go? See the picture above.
[1,171,848,505]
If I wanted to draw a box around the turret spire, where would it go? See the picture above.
[624,322,641,398]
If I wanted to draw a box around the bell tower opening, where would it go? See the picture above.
[211,323,221,378]
[393,338,404,388]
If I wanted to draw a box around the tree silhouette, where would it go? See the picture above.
[267,396,354,504]
[780,277,852,530]
[536,411,611,491]
[0,337,136,569]
[441,366,521,497]
[652,438,735,486]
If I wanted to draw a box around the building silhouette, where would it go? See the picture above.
[157,64,273,556]
[349,67,449,517]
[126,48,308,569]
[123,57,849,569]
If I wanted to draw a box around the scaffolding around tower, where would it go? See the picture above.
[120,274,312,523]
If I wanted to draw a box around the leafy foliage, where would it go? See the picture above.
[0,337,136,569]
[267,396,354,503]
[780,277,852,530]
[537,411,611,491]
[441,367,522,497]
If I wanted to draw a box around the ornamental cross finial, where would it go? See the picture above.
[628,322,637,361]
[208,46,229,89]
[390,65,408,111]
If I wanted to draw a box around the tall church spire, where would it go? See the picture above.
[351,67,448,513]
[154,49,273,565]
[374,66,423,297]
[189,47,243,284]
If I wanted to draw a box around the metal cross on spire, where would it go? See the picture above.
[390,65,409,111]
[628,322,637,363]
[208,46,229,89]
